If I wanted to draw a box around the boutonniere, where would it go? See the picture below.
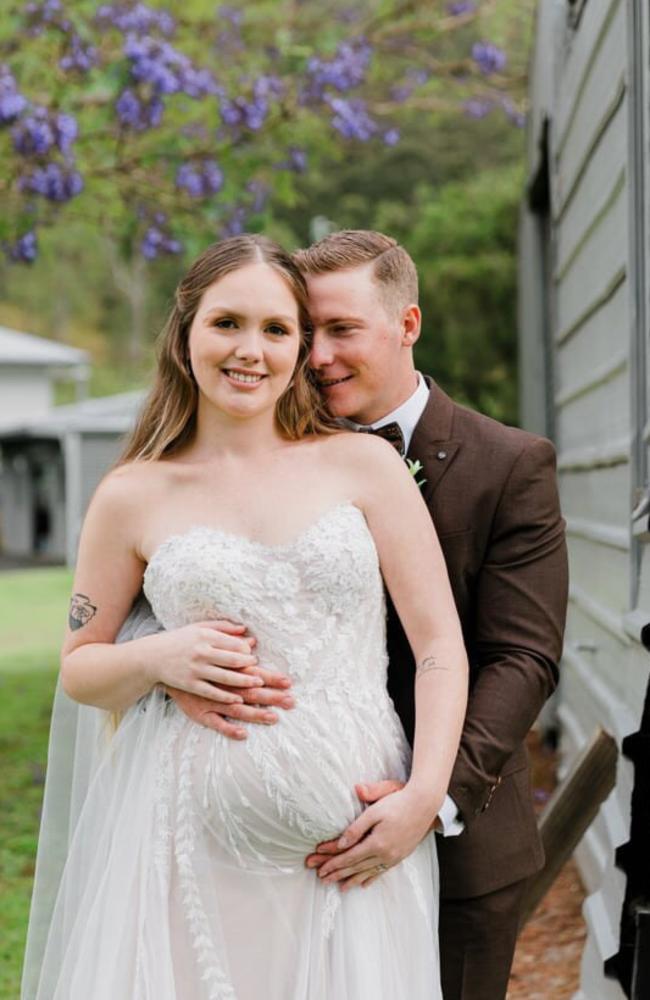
[405,458,427,489]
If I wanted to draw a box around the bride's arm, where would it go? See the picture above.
[60,467,260,712]
[362,435,468,807]
[314,434,468,886]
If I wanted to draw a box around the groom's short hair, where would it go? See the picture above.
[293,230,419,313]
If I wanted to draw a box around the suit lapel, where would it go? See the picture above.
[407,378,462,503]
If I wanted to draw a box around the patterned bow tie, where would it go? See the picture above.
[359,421,405,455]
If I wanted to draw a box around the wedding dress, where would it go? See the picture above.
[22,502,441,999]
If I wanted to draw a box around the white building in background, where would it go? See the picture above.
[520,0,650,997]
[0,391,144,565]
[0,325,89,428]
[0,326,91,563]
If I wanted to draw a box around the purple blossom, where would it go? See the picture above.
[24,0,62,15]
[326,95,378,141]
[290,147,307,172]
[220,206,247,237]
[220,94,267,131]
[124,36,180,93]
[12,108,54,155]
[218,75,281,133]
[0,66,28,124]
[123,35,217,99]
[447,1,476,14]
[54,112,78,151]
[472,41,507,76]
[6,230,38,263]
[463,97,494,119]
[202,161,225,194]
[23,0,69,34]
[11,107,79,155]
[140,223,183,259]
[181,66,220,99]
[176,164,204,197]
[20,162,84,202]
[279,146,307,173]
[59,34,98,73]
[383,128,400,146]
[115,88,164,130]
[307,39,372,96]
[253,74,283,100]
[95,2,175,37]
[176,160,224,198]
[246,180,269,214]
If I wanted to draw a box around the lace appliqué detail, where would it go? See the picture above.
[175,727,237,1000]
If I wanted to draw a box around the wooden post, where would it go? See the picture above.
[521,727,618,925]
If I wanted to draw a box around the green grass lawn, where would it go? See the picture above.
[0,568,71,999]
[0,567,72,673]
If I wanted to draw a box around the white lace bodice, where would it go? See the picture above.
[142,503,410,869]
[144,502,386,690]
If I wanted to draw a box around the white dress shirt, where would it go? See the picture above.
[348,373,465,838]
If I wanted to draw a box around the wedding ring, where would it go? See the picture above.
[376,863,388,872]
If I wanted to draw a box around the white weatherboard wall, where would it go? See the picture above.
[520,1,650,998]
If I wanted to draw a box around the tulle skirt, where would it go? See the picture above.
[23,684,441,1000]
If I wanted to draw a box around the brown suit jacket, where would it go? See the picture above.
[386,379,568,900]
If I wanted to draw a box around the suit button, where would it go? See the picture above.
[437,450,447,460]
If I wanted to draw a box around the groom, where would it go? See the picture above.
[170,230,568,1000]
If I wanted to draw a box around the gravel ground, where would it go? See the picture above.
[507,733,588,1000]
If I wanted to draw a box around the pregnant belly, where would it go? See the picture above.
[178,699,410,873]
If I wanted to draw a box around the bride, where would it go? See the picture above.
[22,234,468,999]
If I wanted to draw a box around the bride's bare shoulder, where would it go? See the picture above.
[317,429,404,471]
[90,459,177,517]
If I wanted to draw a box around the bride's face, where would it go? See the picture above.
[188,262,302,421]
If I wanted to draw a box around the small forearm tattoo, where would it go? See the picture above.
[69,593,98,631]
[416,655,449,678]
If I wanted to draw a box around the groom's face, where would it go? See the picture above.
[306,263,415,425]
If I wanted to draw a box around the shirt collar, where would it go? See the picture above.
[344,373,430,453]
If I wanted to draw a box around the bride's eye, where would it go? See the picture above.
[213,318,237,329]
[267,324,288,337]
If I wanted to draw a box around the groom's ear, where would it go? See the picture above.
[401,304,422,348]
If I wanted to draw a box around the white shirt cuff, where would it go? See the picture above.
[436,794,465,837]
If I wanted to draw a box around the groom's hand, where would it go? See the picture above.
[305,780,442,888]
[305,780,403,873]
[167,667,294,739]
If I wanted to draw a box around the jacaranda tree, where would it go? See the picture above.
[1,0,527,269]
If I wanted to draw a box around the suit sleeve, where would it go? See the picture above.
[447,436,568,829]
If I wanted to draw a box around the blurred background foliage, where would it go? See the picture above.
[0,0,535,425]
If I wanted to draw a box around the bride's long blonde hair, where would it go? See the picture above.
[119,234,337,465]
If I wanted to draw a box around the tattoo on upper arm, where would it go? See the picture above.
[416,655,449,678]
[69,593,98,631]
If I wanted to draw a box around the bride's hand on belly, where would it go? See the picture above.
[149,619,265,700]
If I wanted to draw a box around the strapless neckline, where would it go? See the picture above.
[144,501,367,578]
